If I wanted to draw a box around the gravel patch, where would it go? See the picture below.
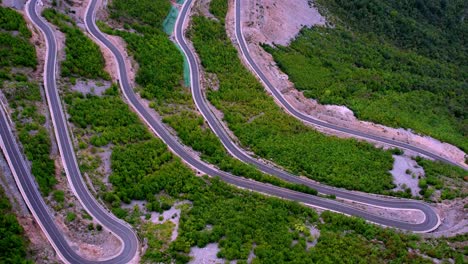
[97,146,112,183]
[247,244,256,263]
[70,79,111,96]
[390,155,424,196]
[307,225,320,249]
[1,0,26,9]
[189,243,224,264]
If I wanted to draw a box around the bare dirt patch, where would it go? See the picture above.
[149,201,190,241]
[240,0,326,45]
[225,0,466,166]
[430,198,467,237]
[390,155,424,197]
[194,0,219,21]
[306,225,320,249]
[2,0,26,9]
[19,216,62,263]
[71,79,111,95]
[189,243,224,264]
[55,213,122,261]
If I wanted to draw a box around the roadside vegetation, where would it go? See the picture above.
[316,0,467,66]
[0,187,32,263]
[66,86,465,264]
[42,8,109,80]
[415,158,467,200]
[206,0,467,200]
[53,2,466,263]
[0,6,36,70]
[265,0,467,152]
[188,3,400,194]
[103,0,399,196]
[0,6,56,195]
[97,0,319,195]
[3,81,57,195]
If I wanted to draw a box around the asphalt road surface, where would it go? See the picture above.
[85,0,440,233]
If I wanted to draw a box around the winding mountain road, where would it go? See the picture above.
[85,0,441,233]
[0,1,448,262]
[233,0,466,170]
[22,0,139,263]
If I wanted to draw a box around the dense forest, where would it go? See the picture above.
[0,6,36,70]
[66,92,151,146]
[0,6,56,195]
[315,0,468,66]
[266,0,467,151]
[0,188,32,263]
[42,8,109,80]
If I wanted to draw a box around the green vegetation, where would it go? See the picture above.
[65,91,151,146]
[52,190,65,203]
[416,158,467,200]
[106,142,466,263]
[89,102,462,263]
[0,6,36,71]
[188,7,397,194]
[0,188,32,263]
[0,5,36,70]
[109,0,170,28]
[66,212,76,222]
[315,0,467,66]
[209,0,228,23]
[0,6,56,195]
[163,112,318,195]
[140,219,174,262]
[42,8,109,80]
[2,80,57,195]
[265,0,467,151]
[100,0,317,196]
[64,4,466,261]
[107,0,185,103]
